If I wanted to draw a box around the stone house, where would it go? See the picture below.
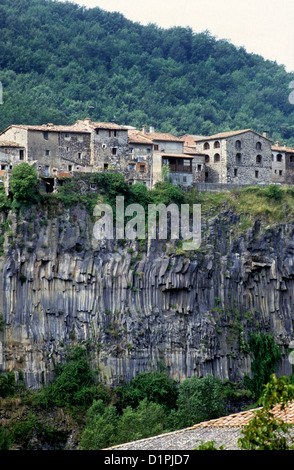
[271,143,294,184]
[72,118,129,172]
[193,129,273,184]
[0,123,92,191]
[127,129,153,188]
[137,128,206,187]
[0,140,26,170]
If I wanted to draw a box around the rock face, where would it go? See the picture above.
[0,203,293,389]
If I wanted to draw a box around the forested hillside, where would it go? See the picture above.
[1,0,294,143]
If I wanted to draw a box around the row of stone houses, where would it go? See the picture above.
[0,118,293,191]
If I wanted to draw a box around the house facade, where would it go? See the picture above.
[271,143,294,184]
[193,129,273,184]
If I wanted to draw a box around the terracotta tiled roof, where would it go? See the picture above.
[146,132,182,142]
[56,172,72,179]
[190,401,294,429]
[0,140,24,148]
[194,129,272,142]
[184,147,207,156]
[272,145,294,153]
[128,130,153,144]
[157,153,194,158]
[74,119,125,130]
[1,124,90,134]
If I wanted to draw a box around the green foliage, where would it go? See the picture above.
[78,400,119,450]
[264,184,283,200]
[120,370,179,412]
[239,374,294,450]
[167,374,226,429]
[10,163,39,207]
[79,398,167,450]
[0,427,10,450]
[0,371,23,398]
[149,181,187,207]
[34,346,108,410]
[244,333,281,401]
[7,413,67,450]
[116,399,166,445]
[194,440,224,450]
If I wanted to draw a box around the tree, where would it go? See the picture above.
[244,333,281,401]
[120,370,178,412]
[238,374,294,450]
[168,374,225,429]
[10,163,39,206]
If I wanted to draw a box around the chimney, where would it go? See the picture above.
[142,125,147,134]
[149,126,155,133]
[263,131,269,139]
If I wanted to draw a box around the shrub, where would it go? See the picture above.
[10,163,39,206]
[244,333,281,401]
[120,370,179,411]
[34,346,101,410]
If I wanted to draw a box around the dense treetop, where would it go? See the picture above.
[1,0,294,144]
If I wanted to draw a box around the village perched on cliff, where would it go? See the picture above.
[0,118,293,194]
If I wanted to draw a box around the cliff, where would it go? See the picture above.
[0,202,293,389]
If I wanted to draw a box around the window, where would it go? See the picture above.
[234,168,238,176]
[95,129,99,135]
[147,148,151,153]
[235,140,241,149]
[78,152,82,159]
[277,154,283,162]
[256,142,262,150]
[255,170,259,178]
[45,150,50,156]
[112,147,117,155]
[236,153,241,164]
[128,163,135,170]
[214,153,220,162]
[43,132,48,140]
[204,142,210,150]
[65,133,70,138]
[104,163,109,170]
[154,144,159,151]
[256,155,262,164]
[183,176,187,183]
[4,148,8,154]
[19,149,24,160]
[214,141,220,148]
[68,165,72,171]
[279,170,283,176]
[139,164,145,173]
[290,155,294,163]
[197,164,202,172]
[205,155,210,163]
[114,130,117,137]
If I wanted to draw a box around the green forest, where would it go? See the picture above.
[1,0,294,144]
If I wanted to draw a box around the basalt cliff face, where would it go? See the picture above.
[0,204,293,389]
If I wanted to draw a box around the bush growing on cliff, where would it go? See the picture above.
[34,346,111,410]
[120,370,179,412]
[10,163,39,208]
[244,333,281,401]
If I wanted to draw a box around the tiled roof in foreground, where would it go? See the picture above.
[104,401,294,451]
[191,401,294,428]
